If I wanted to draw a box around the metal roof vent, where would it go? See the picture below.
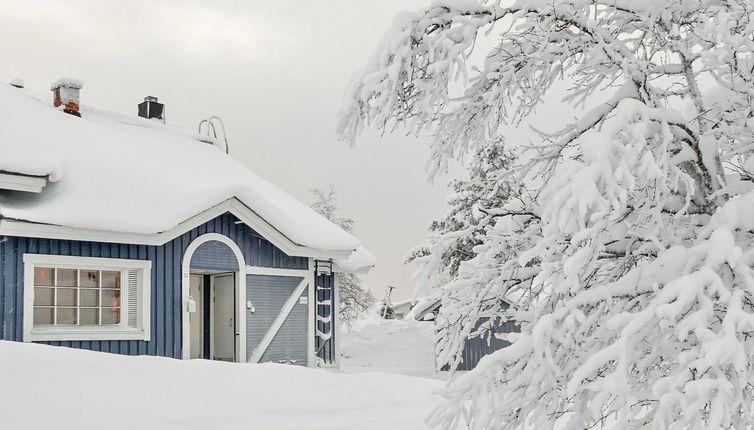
[138,96,164,122]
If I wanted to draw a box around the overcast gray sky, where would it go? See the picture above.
[0,0,458,301]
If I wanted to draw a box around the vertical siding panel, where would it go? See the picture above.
[155,244,165,357]
[3,238,17,341]
[59,240,70,257]
[135,245,147,355]
[165,240,174,358]
[40,239,50,255]
[147,246,158,356]
[172,235,183,357]
[0,237,6,340]
[14,239,28,341]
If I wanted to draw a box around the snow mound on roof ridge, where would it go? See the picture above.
[50,77,83,90]
[0,84,364,254]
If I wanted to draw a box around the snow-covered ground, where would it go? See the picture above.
[0,318,445,430]
[340,313,437,377]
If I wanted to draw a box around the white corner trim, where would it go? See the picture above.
[248,275,310,364]
[22,254,152,342]
[0,172,47,193]
[306,259,315,367]
[0,198,352,260]
[181,233,247,362]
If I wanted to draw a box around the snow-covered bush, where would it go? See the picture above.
[339,1,754,428]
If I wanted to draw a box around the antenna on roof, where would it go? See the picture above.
[198,116,230,154]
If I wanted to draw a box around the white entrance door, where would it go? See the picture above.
[212,274,235,361]
[189,275,204,359]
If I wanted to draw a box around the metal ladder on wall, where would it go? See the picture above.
[314,260,335,364]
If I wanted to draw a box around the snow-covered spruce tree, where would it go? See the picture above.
[310,186,375,326]
[338,1,754,429]
[406,139,516,297]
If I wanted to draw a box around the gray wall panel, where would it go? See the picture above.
[190,240,239,272]
[246,274,308,365]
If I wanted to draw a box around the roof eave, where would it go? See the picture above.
[0,171,48,193]
[0,198,353,260]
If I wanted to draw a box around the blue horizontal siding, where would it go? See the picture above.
[0,212,307,357]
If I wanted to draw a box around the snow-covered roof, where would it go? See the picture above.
[0,83,374,269]
[333,246,376,273]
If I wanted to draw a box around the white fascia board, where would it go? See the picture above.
[0,198,352,260]
[0,172,47,193]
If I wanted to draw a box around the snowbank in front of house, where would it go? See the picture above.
[340,313,437,377]
[0,341,443,430]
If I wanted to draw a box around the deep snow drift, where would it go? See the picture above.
[340,313,437,377]
[0,341,444,430]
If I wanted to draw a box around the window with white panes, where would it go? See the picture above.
[33,267,123,327]
[23,255,151,342]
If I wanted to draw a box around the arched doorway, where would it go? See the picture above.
[181,233,246,361]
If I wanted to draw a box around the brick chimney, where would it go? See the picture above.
[51,78,83,117]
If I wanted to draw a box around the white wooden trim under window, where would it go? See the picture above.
[23,254,152,342]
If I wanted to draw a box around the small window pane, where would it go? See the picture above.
[34,268,54,286]
[34,287,54,306]
[101,271,120,289]
[102,289,121,308]
[56,269,77,287]
[101,308,120,325]
[56,308,76,325]
[80,289,99,307]
[56,288,77,306]
[79,309,98,325]
[33,307,54,325]
[80,270,99,288]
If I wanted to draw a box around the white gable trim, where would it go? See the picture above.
[0,198,351,260]
[0,172,47,193]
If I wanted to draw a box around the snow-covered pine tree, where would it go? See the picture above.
[310,186,375,326]
[338,1,754,428]
[406,139,515,294]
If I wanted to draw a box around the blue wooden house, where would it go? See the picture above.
[0,79,374,366]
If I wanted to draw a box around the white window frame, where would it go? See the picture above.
[23,254,152,342]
